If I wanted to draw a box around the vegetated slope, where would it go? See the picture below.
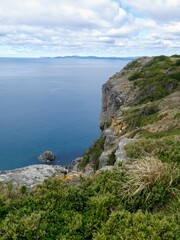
[0,55,179,239]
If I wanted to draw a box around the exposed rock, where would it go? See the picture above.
[114,137,136,166]
[70,157,83,171]
[84,164,94,176]
[98,149,114,169]
[100,71,136,129]
[100,57,154,130]
[97,166,114,172]
[0,165,67,188]
[38,151,56,163]
[104,128,116,148]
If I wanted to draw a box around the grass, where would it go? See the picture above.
[124,103,160,131]
[140,128,180,138]
[125,135,180,164]
[123,157,176,196]
[120,157,179,211]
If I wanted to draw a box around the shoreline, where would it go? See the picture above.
[0,164,68,188]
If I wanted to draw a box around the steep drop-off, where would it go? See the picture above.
[77,55,180,172]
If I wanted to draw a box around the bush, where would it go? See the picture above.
[0,168,179,239]
[129,72,142,81]
[94,210,180,240]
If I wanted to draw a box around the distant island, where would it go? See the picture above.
[42,55,136,60]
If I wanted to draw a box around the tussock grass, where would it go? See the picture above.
[123,157,176,197]
[120,157,179,211]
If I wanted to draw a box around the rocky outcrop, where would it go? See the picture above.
[38,151,56,163]
[100,57,153,130]
[100,70,136,130]
[114,137,135,166]
[98,149,114,169]
[0,165,67,188]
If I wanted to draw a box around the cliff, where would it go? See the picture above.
[77,55,180,172]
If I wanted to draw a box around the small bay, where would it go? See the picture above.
[0,57,130,170]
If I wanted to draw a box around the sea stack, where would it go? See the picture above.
[38,151,56,163]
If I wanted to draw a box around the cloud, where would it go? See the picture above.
[0,0,179,57]
[120,0,180,22]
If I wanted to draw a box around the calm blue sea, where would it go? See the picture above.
[0,57,130,171]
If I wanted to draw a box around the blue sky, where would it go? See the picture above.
[0,0,179,57]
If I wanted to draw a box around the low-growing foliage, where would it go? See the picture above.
[0,167,179,239]
[94,210,179,240]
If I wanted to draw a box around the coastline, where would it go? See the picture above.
[0,164,68,188]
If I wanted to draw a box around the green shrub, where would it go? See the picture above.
[129,72,142,81]
[0,168,179,239]
[94,210,180,240]
[172,54,180,58]
[140,128,180,138]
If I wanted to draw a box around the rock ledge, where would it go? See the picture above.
[0,164,67,188]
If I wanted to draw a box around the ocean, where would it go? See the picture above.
[0,57,130,171]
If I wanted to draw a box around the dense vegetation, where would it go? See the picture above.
[0,165,179,239]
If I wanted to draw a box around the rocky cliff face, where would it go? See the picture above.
[100,57,153,129]
[77,55,180,172]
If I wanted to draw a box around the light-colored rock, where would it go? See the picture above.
[98,149,114,169]
[114,137,135,166]
[97,166,114,172]
[84,163,94,176]
[0,164,67,188]
[71,157,83,171]
[104,128,116,148]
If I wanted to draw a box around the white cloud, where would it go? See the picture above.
[0,0,179,57]
[120,0,180,22]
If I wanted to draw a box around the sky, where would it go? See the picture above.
[0,0,180,57]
